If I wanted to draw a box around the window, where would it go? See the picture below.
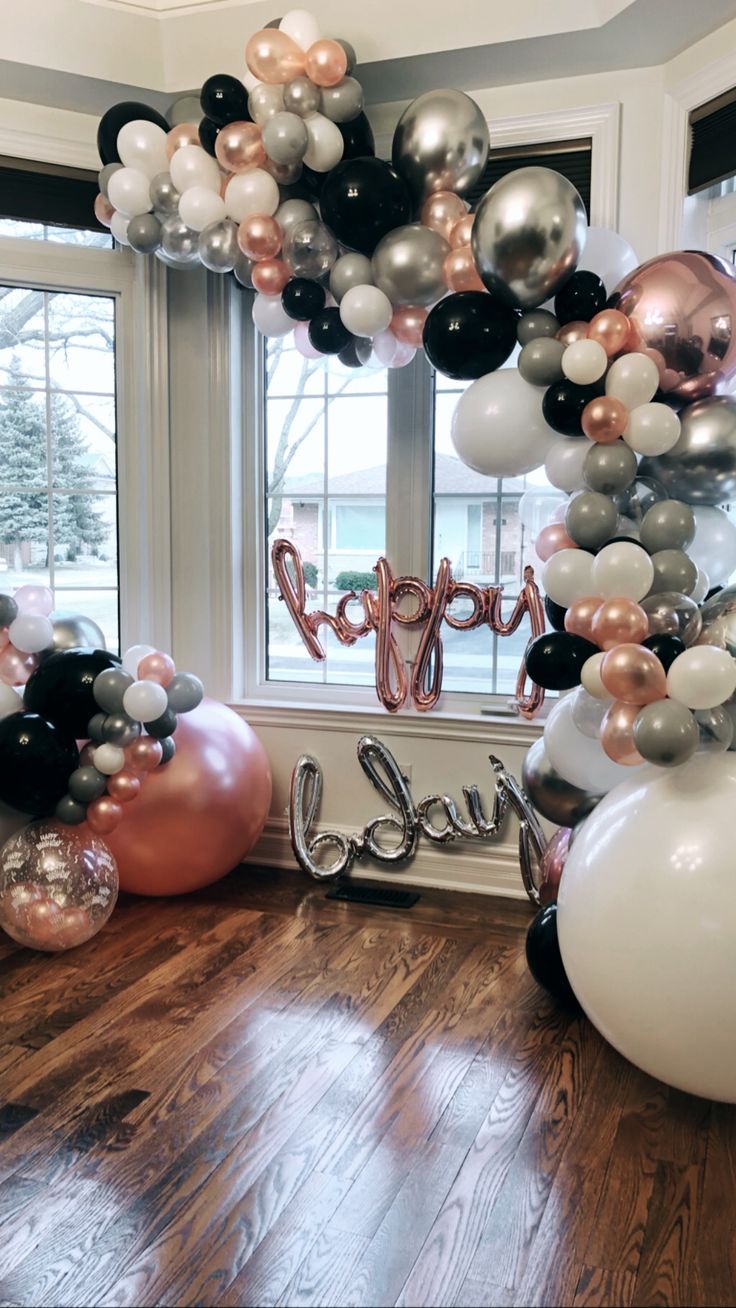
[0,219,111,248]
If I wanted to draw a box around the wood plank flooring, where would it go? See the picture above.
[0,865,734,1307]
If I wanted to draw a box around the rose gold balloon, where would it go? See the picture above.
[125,737,164,774]
[601,700,645,765]
[79,743,96,767]
[86,796,124,835]
[25,896,63,944]
[581,395,629,444]
[238,213,282,261]
[0,628,8,650]
[556,320,588,347]
[420,191,468,242]
[56,905,92,949]
[245,29,306,84]
[106,699,272,896]
[215,121,266,173]
[539,827,571,906]
[2,881,44,931]
[600,644,667,705]
[443,247,485,293]
[612,251,736,402]
[565,595,603,642]
[94,193,115,228]
[591,597,649,650]
[449,213,474,249]
[535,523,577,562]
[304,39,348,88]
[138,651,176,687]
[107,770,142,804]
[251,258,291,296]
[391,306,428,348]
[166,122,200,160]
[586,309,630,357]
[0,646,36,686]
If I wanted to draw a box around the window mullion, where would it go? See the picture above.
[385,352,434,580]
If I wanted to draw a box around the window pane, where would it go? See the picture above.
[51,587,119,651]
[47,294,115,394]
[0,218,112,248]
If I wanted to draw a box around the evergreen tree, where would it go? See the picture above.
[50,395,107,557]
[0,356,48,571]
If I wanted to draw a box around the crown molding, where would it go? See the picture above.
[0,98,98,170]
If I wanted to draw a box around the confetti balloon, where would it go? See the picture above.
[0,820,118,951]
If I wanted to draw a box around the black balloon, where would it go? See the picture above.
[544,595,568,631]
[308,308,353,355]
[97,101,170,165]
[422,291,518,380]
[0,713,79,816]
[300,164,325,200]
[199,117,220,157]
[145,708,178,740]
[338,339,364,368]
[24,648,121,741]
[543,379,604,436]
[320,157,412,257]
[554,271,607,325]
[200,74,251,126]
[525,632,598,691]
[281,277,326,321]
[526,904,580,1008]
[337,113,375,160]
[643,633,687,671]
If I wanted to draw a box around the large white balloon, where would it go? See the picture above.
[623,402,681,457]
[339,284,392,337]
[225,169,280,221]
[451,369,556,477]
[107,168,152,218]
[666,645,736,710]
[689,506,736,586]
[577,225,638,292]
[544,436,589,492]
[303,113,344,172]
[279,9,321,49]
[117,120,169,179]
[169,145,221,195]
[252,292,294,338]
[558,753,736,1101]
[178,186,227,233]
[544,691,637,792]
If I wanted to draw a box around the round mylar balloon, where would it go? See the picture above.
[558,753,736,1100]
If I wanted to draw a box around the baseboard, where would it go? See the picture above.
[246,816,528,900]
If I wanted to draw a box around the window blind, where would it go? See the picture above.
[468,138,592,216]
[0,156,104,231]
[688,90,736,195]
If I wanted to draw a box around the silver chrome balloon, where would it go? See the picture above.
[392,89,489,205]
[127,213,162,255]
[262,112,308,166]
[639,397,736,506]
[160,216,199,263]
[372,224,449,306]
[320,77,364,124]
[149,172,180,218]
[51,611,106,652]
[521,737,603,829]
[472,166,587,310]
[198,219,239,273]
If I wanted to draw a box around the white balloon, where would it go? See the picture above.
[279,8,321,49]
[623,402,680,456]
[169,145,221,195]
[122,643,155,677]
[7,614,53,654]
[558,753,736,1100]
[591,540,654,601]
[109,211,130,245]
[541,548,594,608]
[0,683,24,720]
[570,685,609,737]
[544,691,637,792]
[576,225,638,292]
[666,645,736,710]
[92,743,127,775]
[518,487,566,533]
[691,567,710,603]
[561,339,608,386]
[252,292,294,338]
[339,284,392,337]
[689,506,736,586]
[178,186,227,232]
[544,436,589,492]
[605,352,659,408]
[372,329,399,365]
[303,113,344,172]
[224,169,279,222]
[117,120,169,179]
[580,651,612,700]
[107,168,152,218]
[452,369,556,478]
[123,679,169,723]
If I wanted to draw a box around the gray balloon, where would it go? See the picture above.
[283,76,321,118]
[613,475,667,523]
[639,397,736,506]
[641,591,702,644]
[93,666,133,713]
[266,159,303,186]
[372,224,448,306]
[199,219,239,273]
[167,672,204,713]
[262,112,308,166]
[518,337,565,387]
[565,491,618,550]
[517,310,559,346]
[160,216,199,263]
[51,611,106,652]
[284,219,338,278]
[88,712,107,743]
[55,795,87,825]
[329,252,374,302]
[0,595,18,626]
[68,766,108,802]
[335,38,357,75]
[639,500,695,554]
[320,77,364,124]
[160,735,177,764]
[146,707,178,740]
[233,250,255,289]
[648,549,698,596]
[102,712,141,747]
[167,94,202,127]
[521,737,602,828]
[472,167,587,310]
[392,89,489,205]
[633,699,699,768]
[150,173,181,218]
[695,706,733,753]
[276,198,317,237]
[99,162,122,200]
[127,212,162,255]
[249,83,285,125]
[583,441,638,495]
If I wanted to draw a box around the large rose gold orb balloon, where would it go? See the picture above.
[612,251,736,402]
[0,821,118,951]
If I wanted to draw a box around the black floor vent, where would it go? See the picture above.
[325,881,419,909]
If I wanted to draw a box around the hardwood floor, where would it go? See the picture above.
[0,865,734,1307]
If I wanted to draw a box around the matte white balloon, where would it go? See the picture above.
[178,186,227,232]
[279,8,321,49]
[561,339,607,386]
[691,567,710,603]
[580,651,612,701]
[338,284,392,337]
[122,644,155,677]
[544,436,589,492]
[109,211,130,245]
[169,145,221,195]
[303,113,344,172]
[591,540,654,601]
[92,743,127,775]
[623,402,681,456]
[577,225,638,292]
[123,679,169,723]
[666,645,736,710]
[541,548,595,608]
[451,369,556,477]
[544,691,637,792]
[224,169,279,221]
[558,753,736,1100]
[0,684,24,720]
[252,292,294,338]
[107,167,152,218]
[7,614,53,654]
[689,506,736,586]
[605,352,659,408]
[117,120,169,179]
